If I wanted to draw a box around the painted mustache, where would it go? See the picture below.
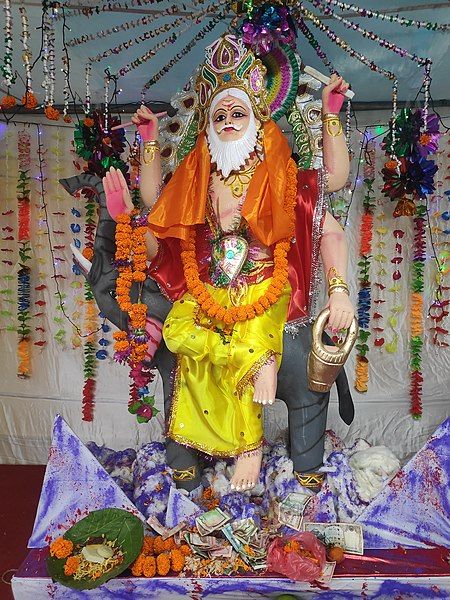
[217,123,243,133]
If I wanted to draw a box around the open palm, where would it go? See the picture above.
[102,166,133,221]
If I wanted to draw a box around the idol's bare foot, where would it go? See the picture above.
[230,448,263,492]
[253,355,277,406]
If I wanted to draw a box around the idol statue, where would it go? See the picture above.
[63,35,355,494]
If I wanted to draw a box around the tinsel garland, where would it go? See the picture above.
[354,140,375,392]
[17,131,32,377]
[82,282,97,422]
[408,203,426,418]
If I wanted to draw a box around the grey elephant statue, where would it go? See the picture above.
[60,174,354,492]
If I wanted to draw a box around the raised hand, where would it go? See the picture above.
[102,167,134,221]
[322,73,350,114]
[131,105,159,142]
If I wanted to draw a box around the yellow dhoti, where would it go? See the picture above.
[163,280,290,457]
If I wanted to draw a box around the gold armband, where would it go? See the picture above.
[327,267,349,296]
[143,140,160,165]
[322,113,343,137]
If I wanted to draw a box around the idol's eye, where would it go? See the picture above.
[213,113,226,123]
[232,111,246,119]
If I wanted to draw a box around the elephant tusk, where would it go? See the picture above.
[70,243,92,275]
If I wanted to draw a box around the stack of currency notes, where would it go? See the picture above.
[196,507,231,536]
[278,492,313,531]
[303,522,364,555]
[222,518,268,570]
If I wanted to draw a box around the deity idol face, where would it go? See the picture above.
[211,94,252,142]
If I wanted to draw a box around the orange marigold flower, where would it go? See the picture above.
[142,536,154,555]
[156,552,171,576]
[153,536,165,555]
[142,555,156,577]
[83,117,94,128]
[45,105,60,121]
[1,95,16,109]
[22,91,38,109]
[179,544,191,556]
[82,247,94,261]
[49,537,74,559]
[131,553,145,577]
[63,114,72,123]
[170,548,184,572]
[163,537,175,552]
[64,555,80,576]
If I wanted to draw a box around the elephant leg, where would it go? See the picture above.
[152,343,202,492]
[278,324,330,488]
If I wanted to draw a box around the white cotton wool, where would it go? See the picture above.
[349,446,400,503]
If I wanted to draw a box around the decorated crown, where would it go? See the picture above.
[195,34,270,131]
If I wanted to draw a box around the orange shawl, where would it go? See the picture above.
[148,120,294,247]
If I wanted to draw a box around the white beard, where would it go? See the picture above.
[207,104,259,178]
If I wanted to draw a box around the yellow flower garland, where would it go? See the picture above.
[180,159,298,325]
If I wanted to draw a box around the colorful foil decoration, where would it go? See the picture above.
[82,281,97,422]
[34,125,48,349]
[241,2,297,55]
[384,228,404,355]
[17,130,32,377]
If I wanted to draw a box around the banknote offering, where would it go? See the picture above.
[317,561,336,584]
[303,522,364,555]
[184,532,228,558]
[146,515,186,540]
[196,507,231,536]
[222,518,268,570]
[278,491,312,531]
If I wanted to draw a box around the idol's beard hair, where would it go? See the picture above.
[206,112,259,178]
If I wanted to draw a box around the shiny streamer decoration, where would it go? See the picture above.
[17,130,32,377]
[0,132,16,332]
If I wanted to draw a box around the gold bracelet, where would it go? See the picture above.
[328,267,347,287]
[143,140,160,165]
[323,115,343,137]
[328,285,350,296]
[322,112,340,120]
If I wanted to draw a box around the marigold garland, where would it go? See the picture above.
[180,159,298,325]
[1,94,16,109]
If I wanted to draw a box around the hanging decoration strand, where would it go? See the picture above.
[295,5,396,82]
[295,15,335,74]
[143,8,229,89]
[307,0,449,32]
[67,3,181,47]
[309,0,429,66]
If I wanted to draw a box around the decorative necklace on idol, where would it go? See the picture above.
[218,161,258,199]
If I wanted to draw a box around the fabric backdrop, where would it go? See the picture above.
[0,109,449,465]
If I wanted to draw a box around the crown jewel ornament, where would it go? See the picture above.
[196,34,270,131]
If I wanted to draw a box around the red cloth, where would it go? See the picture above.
[148,169,323,323]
